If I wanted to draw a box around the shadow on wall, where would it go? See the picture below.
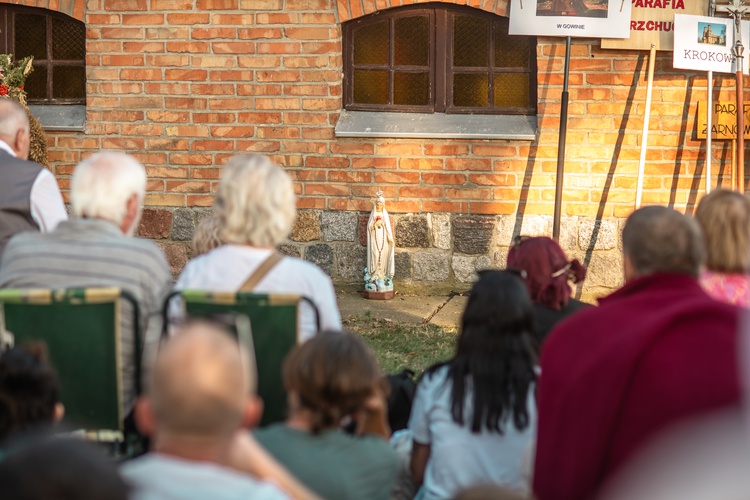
[575,53,647,298]
[671,72,700,212]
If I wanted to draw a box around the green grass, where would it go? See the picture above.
[345,314,457,375]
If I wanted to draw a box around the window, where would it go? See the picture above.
[343,4,536,115]
[0,5,85,104]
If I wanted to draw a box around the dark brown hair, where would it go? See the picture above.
[0,342,60,443]
[283,331,383,434]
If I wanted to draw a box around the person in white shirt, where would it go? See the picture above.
[0,99,66,257]
[175,154,341,341]
[409,270,538,499]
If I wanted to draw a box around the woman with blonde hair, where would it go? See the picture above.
[175,154,341,340]
[694,189,750,307]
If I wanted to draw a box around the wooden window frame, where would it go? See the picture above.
[343,3,537,115]
[0,5,86,105]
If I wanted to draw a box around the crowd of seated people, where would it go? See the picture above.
[2,143,750,500]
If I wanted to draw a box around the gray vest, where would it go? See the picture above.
[0,151,42,259]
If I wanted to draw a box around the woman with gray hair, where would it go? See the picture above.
[175,154,341,340]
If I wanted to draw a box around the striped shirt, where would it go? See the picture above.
[0,218,172,416]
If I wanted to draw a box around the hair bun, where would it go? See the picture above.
[568,259,586,284]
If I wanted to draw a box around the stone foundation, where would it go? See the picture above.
[142,208,625,302]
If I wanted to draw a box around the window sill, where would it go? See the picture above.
[334,110,537,141]
[28,105,86,132]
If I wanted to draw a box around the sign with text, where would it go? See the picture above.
[509,0,631,38]
[673,14,750,74]
[697,101,750,139]
[601,0,707,51]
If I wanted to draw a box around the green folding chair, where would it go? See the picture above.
[163,290,320,426]
[0,288,141,443]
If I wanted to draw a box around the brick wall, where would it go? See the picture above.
[11,0,743,299]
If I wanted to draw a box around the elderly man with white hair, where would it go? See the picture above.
[0,151,172,417]
[0,99,66,258]
[176,154,341,340]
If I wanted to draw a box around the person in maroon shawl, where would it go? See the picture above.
[507,236,590,345]
[533,206,742,500]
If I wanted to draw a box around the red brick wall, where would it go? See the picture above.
[8,0,743,293]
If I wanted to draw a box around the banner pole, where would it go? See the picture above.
[552,35,571,241]
[735,39,745,192]
[707,70,713,194]
[635,44,656,209]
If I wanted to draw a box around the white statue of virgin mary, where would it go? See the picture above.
[365,191,395,292]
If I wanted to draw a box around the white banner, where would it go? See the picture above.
[673,14,750,74]
[509,0,632,38]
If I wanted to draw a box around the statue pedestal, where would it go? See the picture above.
[364,290,395,300]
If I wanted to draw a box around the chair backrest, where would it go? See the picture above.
[166,291,317,426]
[0,288,140,434]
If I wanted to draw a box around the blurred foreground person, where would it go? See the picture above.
[409,271,537,499]
[0,152,171,416]
[0,437,130,500]
[255,331,400,500]
[599,409,750,500]
[534,206,742,500]
[507,236,589,343]
[122,322,293,500]
[695,189,750,307]
[0,98,66,259]
[175,154,341,340]
[0,342,63,445]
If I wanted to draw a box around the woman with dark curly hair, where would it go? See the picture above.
[507,236,590,344]
[409,271,538,499]
[254,331,400,500]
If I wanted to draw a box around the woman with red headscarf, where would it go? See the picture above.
[506,236,591,344]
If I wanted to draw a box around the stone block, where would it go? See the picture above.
[490,249,508,268]
[431,213,451,250]
[305,243,334,276]
[495,215,515,247]
[157,242,188,275]
[412,251,451,281]
[578,218,618,251]
[395,215,429,248]
[321,211,357,242]
[291,211,320,242]
[277,242,302,258]
[452,255,491,283]
[138,208,172,239]
[334,243,367,280]
[519,214,552,237]
[395,251,411,279]
[359,214,368,246]
[559,216,579,252]
[171,208,196,242]
[585,252,624,288]
[453,217,494,255]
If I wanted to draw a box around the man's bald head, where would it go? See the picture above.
[0,99,29,159]
[622,206,705,280]
[149,322,255,441]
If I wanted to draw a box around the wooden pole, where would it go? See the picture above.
[733,138,737,189]
[737,50,745,192]
[707,70,713,194]
[635,44,656,209]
